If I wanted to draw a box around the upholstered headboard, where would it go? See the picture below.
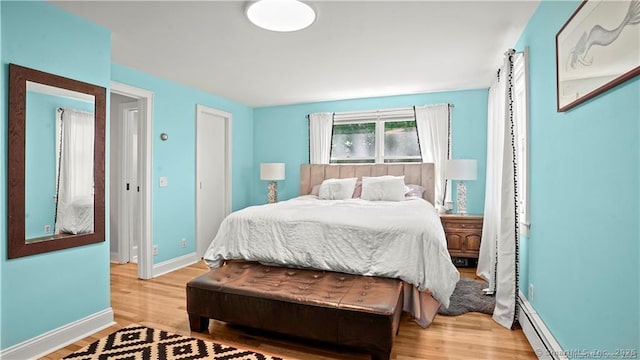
[300,163,435,205]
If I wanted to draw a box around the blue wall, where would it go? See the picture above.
[111,64,254,264]
[25,92,58,238]
[1,1,111,349]
[516,0,639,353]
[25,93,94,239]
[253,89,488,213]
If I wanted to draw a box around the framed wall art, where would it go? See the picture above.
[556,0,640,112]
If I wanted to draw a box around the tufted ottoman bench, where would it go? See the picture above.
[186,261,404,360]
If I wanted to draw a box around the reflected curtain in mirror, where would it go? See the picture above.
[55,108,95,235]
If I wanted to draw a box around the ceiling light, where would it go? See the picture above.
[246,0,316,32]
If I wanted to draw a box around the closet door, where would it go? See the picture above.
[195,105,231,258]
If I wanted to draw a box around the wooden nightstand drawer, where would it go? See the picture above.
[442,221,483,231]
[440,214,483,260]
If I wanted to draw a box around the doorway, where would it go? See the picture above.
[109,82,153,279]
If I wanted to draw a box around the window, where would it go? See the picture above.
[331,123,375,163]
[330,108,421,164]
[383,121,421,163]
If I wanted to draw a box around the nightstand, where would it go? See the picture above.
[439,214,484,261]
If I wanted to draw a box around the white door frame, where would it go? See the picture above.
[195,105,232,258]
[111,81,154,279]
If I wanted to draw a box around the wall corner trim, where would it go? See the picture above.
[518,291,568,360]
[0,308,115,359]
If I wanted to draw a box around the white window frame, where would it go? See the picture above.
[330,107,421,164]
[513,48,530,236]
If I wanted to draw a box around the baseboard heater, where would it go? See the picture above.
[518,291,568,360]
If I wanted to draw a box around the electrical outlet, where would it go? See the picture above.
[529,283,534,300]
[181,238,187,248]
[44,224,51,233]
[153,245,158,256]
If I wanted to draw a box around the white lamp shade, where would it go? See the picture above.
[446,159,477,181]
[260,163,285,181]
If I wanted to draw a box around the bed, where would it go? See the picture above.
[56,195,94,235]
[202,163,459,327]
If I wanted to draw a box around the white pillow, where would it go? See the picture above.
[318,178,358,200]
[361,175,406,201]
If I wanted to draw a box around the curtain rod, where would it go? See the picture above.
[57,107,93,116]
[335,106,414,116]
[335,103,453,117]
[420,103,454,109]
[313,103,454,120]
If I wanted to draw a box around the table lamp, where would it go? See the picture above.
[260,163,285,203]
[446,159,477,214]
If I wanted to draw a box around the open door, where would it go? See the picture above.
[110,82,153,279]
[120,100,141,263]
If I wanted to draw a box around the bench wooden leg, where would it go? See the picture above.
[188,313,210,332]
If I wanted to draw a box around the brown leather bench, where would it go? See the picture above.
[186,261,404,360]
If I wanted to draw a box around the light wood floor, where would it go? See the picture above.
[42,261,536,360]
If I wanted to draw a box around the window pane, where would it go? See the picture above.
[330,123,375,161]
[384,121,420,158]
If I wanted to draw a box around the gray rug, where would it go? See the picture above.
[438,278,495,316]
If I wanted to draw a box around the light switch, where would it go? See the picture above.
[159,176,168,187]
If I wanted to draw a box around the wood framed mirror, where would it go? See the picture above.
[8,64,106,259]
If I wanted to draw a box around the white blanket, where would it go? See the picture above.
[56,196,93,235]
[204,196,459,308]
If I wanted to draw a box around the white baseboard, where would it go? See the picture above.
[518,291,567,360]
[110,251,122,263]
[152,252,199,278]
[0,308,114,360]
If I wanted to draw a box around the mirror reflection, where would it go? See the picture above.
[25,81,95,242]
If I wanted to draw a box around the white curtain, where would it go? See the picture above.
[55,108,95,234]
[415,104,451,211]
[308,112,334,164]
[477,49,522,329]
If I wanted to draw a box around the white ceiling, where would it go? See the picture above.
[50,1,540,107]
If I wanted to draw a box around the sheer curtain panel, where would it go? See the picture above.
[308,112,334,164]
[415,104,451,211]
[477,49,523,329]
[55,108,95,234]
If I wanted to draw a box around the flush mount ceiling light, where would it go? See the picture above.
[246,0,316,32]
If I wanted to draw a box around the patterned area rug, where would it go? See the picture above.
[438,278,496,316]
[63,325,284,360]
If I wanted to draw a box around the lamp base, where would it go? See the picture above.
[267,181,278,204]
[456,181,468,215]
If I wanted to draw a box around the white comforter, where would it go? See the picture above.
[203,196,459,308]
